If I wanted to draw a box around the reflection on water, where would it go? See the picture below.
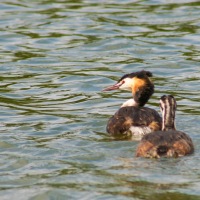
[0,0,200,199]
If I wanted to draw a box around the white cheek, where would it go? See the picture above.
[119,78,132,90]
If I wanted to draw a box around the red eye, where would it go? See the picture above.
[119,80,125,86]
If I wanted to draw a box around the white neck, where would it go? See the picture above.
[121,99,139,107]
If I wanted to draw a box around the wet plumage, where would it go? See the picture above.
[136,95,194,158]
[103,70,162,138]
[107,106,161,137]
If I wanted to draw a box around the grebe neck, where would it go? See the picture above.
[121,98,139,107]
[160,95,176,131]
[131,78,154,107]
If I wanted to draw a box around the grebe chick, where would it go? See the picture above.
[136,95,194,158]
[103,70,162,138]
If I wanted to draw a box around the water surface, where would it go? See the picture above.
[0,0,200,199]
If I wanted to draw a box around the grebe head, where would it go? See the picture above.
[103,70,154,106]
[160,95,177,131]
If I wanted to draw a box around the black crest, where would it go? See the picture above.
[118,70,153,82]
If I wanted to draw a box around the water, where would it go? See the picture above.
[0,0,200,199]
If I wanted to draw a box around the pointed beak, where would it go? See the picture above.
[102,82,121,91]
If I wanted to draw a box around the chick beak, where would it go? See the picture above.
[102,82,122,91]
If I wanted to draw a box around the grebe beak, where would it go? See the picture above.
[102,82,123,91]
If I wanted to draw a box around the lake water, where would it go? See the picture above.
[0,0,200,199]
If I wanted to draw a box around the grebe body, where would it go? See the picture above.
[136,95,194,158]
[103,70,162,138]
[107,106,161,137]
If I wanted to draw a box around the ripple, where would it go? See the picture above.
[0,0,200,199]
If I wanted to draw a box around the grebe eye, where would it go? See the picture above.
[119,80,125,86]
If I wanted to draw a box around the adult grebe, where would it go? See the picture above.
[103,70,162,138]
[136,95,194,158]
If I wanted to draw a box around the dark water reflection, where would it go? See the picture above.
[0,0,200,199]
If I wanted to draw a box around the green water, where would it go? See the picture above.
[0,0,200,199]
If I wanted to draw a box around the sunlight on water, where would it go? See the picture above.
[0,0,199,199]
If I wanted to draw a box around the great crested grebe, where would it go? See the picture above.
[103,70,162,138]
[136,95,194,158]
